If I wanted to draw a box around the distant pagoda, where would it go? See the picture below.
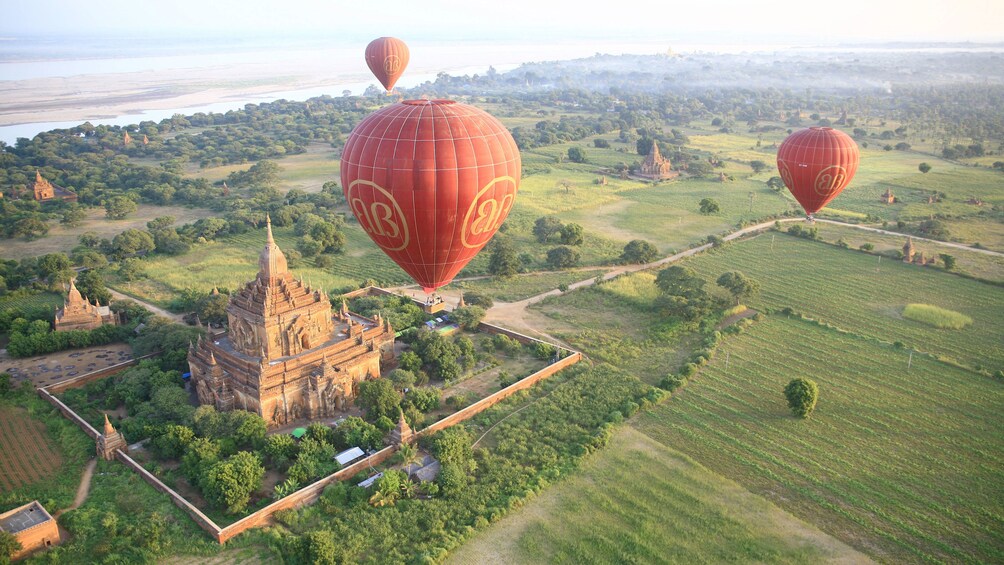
[54,279,118,332]
[637,143,678,180]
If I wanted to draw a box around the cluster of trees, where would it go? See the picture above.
[5,317,132,358]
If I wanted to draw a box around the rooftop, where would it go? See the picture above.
[0,501,53,534]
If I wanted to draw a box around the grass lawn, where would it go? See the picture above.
[448,426,867,565]
[682,232,1004,373]
[632,315,1004,564]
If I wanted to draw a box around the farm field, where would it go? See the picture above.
[444,269,606,303]
[0,203,216,260]
[0,291,64,314]
[631,315,1004,564]
[682,232,1004,373]
[450,426,870,565]
[0,406,63,492]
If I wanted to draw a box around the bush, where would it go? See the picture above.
[784,378,818,418]
[546,246,580,269]
[658,374,687,392]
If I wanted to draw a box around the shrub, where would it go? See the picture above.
[658,374,687,392]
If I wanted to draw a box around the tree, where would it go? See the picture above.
[331,416,383,451]
[917,219,949,240]
[621,240,658,264]
[462,291,493,309]
[118,258,144,281]
[593,138,610,148]
[699,198,721,214]
[546,246,580,269]
[451,306,486,330]
[784,378,818,418]
[918,162,932,174]
[487,237,520,278]
[61,205,87,227]
[111,229,155,258]
[397,442,422,475]
[939,253,956,270]
[766,176,785,191]
[716,271,760,305]
[75,269,112,305]
[533,216,563,243]
[263,434,299,467]
[356,378,401,422]
[197,292,229,326]
[300,530,340,565]
[152,424,195,459]
[655,265,711,320]
[567,147,586,163]
[203,451,264,513]
[398,350,422,373]
[749,160,767,173]
[105,195,138,219]
[559,223,584,245]
[0,530,22,563]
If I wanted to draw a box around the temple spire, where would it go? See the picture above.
[67,278,83,305]
[258,213,288,283]
[103,413,115,436]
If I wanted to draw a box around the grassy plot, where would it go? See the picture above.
[902,303,973,329]
[449,427,866,565]
[632,315,1004,564]
[0,291,64,313]
[445,270,606,303]
[682,233,1004,372]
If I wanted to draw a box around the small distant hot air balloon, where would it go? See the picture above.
[341,100,521,294]
[365,37,410,92]
[776,127,859,217]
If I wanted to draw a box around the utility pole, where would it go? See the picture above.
[748,192,755,213]
[725,351,730,371]
[908,350,913,370]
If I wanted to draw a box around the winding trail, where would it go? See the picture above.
[55,458,97,518]
[393,218,1001,342]
[107,288,187,323]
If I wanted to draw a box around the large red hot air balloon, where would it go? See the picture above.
[365,37,410,92]
[776,127,859,217]
[341,99,521,293]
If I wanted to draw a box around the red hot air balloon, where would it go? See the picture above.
[365,37,410,92]
[341,100,521,294]
[776,127,859,217]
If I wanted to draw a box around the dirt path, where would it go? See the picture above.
[55,458,97,518]
[107,288,187,323]
[812,218,1004,257]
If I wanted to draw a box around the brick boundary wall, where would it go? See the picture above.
[37,388,100,440]
[43,352,160,394]
[115,449,223,537]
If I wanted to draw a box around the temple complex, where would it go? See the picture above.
[30,171,77,202]
[637,143,679,180]
[54,279,118,332]
[187,217,395,428]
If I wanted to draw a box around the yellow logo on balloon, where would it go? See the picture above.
[461,176,517,249]
[347,180,410,251]
[384,55,402,74]
[814,165,847,196]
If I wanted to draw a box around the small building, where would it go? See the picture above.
[0,501,61,561]
[30,171,77,203]
[387,411,413,446]
[54,279,119,332]
[881,188,895,204]
[335,446,366,466]
[636,143,679,181]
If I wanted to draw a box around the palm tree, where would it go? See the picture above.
[398,443,421,477]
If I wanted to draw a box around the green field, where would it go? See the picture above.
[449,427,866,565]
[632,315,1004,564]
[445,269,606,303]
[682,232,1004,373]
[0,291,64,314]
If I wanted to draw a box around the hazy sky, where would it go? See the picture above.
[4,0,1003,43]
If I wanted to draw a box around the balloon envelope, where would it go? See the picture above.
[776,127,859,215]
[341,100,521,293]
[365,37,409,92]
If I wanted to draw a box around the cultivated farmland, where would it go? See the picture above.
[633,315,1004,564]
[683,232,1004,372]
[0,407,63,492]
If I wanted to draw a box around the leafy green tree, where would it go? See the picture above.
[784,378,819,418]
[699,198,721,214]
[767,176,785,191]
[228,410,267,449]
[487,237,520,278]
[567,146,587,163]
[0,373,12,398]
[152,424,195,459]
[621,239,658,264]
[559,223,584,245]
[461,291,493,309]
[546,246,580,269]
[533,216,564,243]
[917,219,949,240]
[61,205,87,227]
[451,306,486,330]
[203,451,264,514]
[105,195,138,219]
[655,265,711,320]
[0,530,23,563]
[196,292,230,325]
[153,228,190,255]
[111,229,155,258]
[300,530,340,565]
[939,253,956,270]
[918,162,932,174]
[264,434,299,467]
[387,369,416,391]
[716,271,760,305]
[181,437,221,484]
[749,160,767,173]
[37,253,73,287]
[331,416,383,451]
[147,216,176,231]
[356,378,401,422]
[398,350,422,373]
[12,218,48,240]
[75,269,112,305]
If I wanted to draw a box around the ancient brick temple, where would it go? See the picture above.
[187,217,395,427]
[0,501,61,561]
[30,170,77,202]
[54,278,118,332]
[637,143,679,180]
